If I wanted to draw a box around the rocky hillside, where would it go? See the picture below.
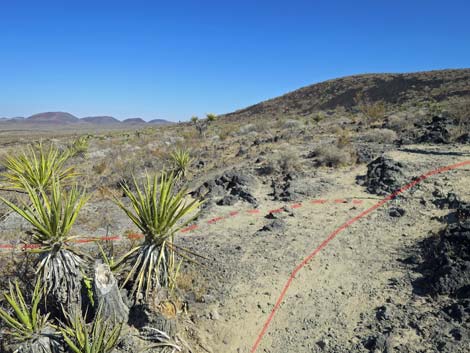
[222,69,470,121]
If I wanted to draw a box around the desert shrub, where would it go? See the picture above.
[1,143,76,190]
[93,161,108,175]
[310,145,353,167]
[113,172,201,301]
[448,100,470,135]
[355,92,386,123]
[312,112,326,122]
[361,129,398,144]
[283,119,302,130]
[238,123,257,135]
[276,147,302,172]
[190,116,198,123]
[386,113,413,132]
[336,128,352,149]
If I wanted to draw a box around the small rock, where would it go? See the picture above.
[389,206,406,217]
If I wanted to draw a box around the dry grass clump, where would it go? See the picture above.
[276,147,303,173]
[447,100,470,136]
[283,119,303,130]
[336,128,352,149]
[386,113,414,132]
[360,128,398,144]
[238,123,258,135]
[93,160,108,175]
[355,92,386,124]
[309,144,354,167]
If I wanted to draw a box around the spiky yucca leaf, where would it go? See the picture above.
[68,136,89,158]
[0,177,89,306]
[1,142,76,191]
[60,311,122,353]
[113,172,201,300]
[0,177,89,250]
[170,148,192,178]
[0,279,52,343]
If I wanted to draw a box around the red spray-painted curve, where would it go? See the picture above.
[250,160,470,353]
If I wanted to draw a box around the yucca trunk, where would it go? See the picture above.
[123,239,177,302]
[15,326,61,353]
[38,248,85,313]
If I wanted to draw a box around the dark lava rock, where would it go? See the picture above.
[418,115,452,144]
[361,156,406,196]
[356,145,377,164]
[417,204,470,298]
[191,170,258,206]
[443,300,470,323]
[363,334,392,352]
[258,219,286,233]
[456,133,470,144]
[389,206,406,217]
[376,305,393,321]
[433,192,463,209]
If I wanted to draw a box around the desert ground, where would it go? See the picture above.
[0,69,470,353]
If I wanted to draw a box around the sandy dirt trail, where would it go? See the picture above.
[182,146,470,353]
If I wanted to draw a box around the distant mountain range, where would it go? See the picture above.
[0,112,174,125]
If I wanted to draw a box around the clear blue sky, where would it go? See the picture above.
[1,0,469,121]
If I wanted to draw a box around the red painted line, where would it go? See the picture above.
[291,203,302,209]
[0,244,14,249]
[250,159,470,353]
[229,211,239,217]
[72,238,95,244]
[247,209,260,214]
[352,199,364,205]
[268,208,284,214]
[181,224,198,233]
[334,199,347,203]
[100,236,120,241]
[21,244,41,249]
[311,199,327,204]
[127,233,144,240]
[207,216,225,224]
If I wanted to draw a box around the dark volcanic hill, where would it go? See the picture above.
[122,118,146,124]
[148,118,173,125]
[27,112,79,123]
[81,116,120,124]
[222,68,470,121]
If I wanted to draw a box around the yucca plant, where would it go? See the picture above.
[0,279,61,353]
[68,136,89,158]
[169,148,192,179]
[113,172,201,301]
[206,113,217,122]
[0,177,89,309]
[60,311,122,353]
[1,142,76,191]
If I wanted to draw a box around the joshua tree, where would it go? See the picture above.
[206,113,217,122]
